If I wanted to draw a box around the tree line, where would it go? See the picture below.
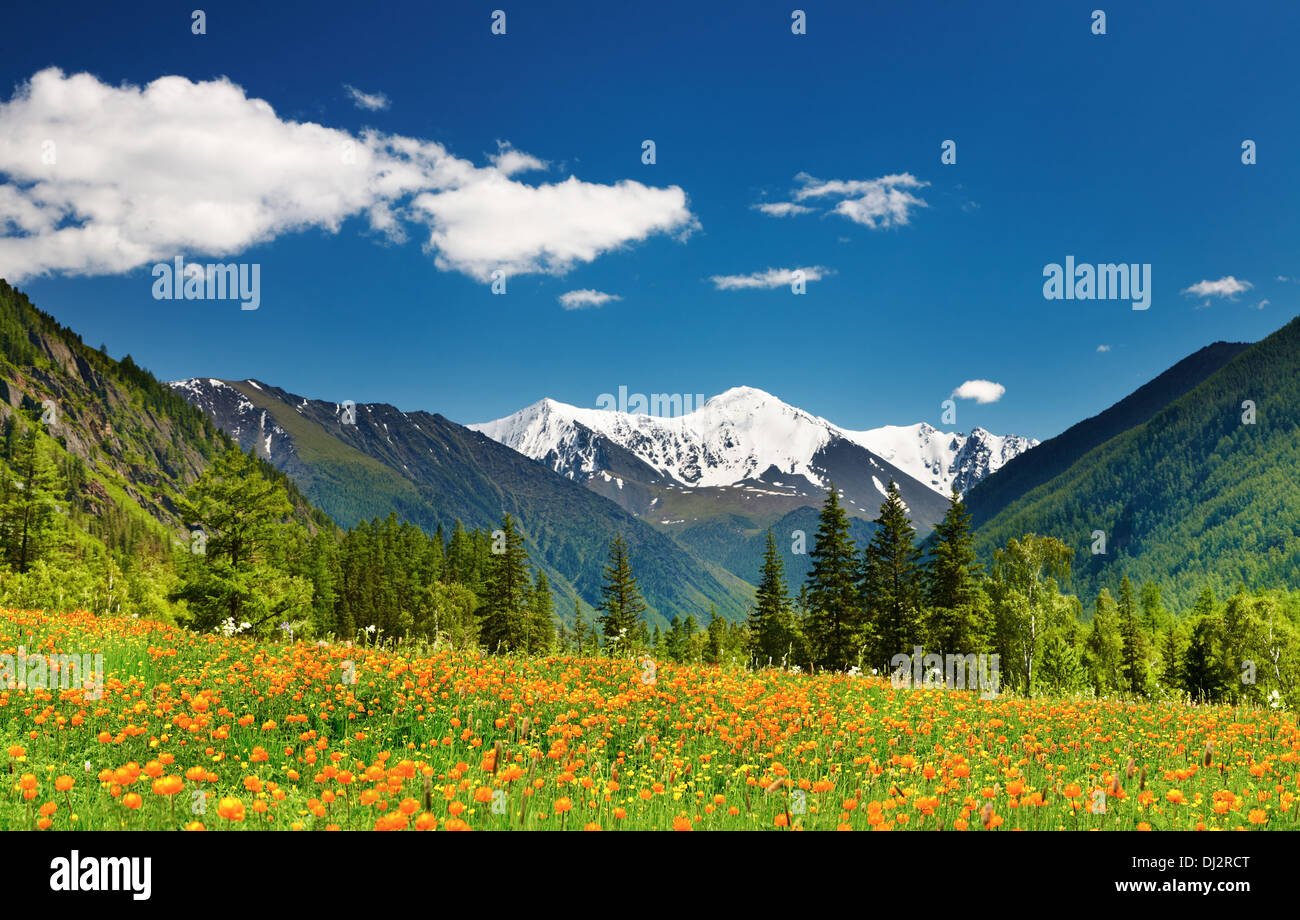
[3,421,1295,708]
[747,479,1300,707]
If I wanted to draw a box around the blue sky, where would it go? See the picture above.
[1,0,1297,440]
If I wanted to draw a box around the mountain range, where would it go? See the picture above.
[468,387,1036,591]
[470,387,1034,526]
[165,377,759,629]
[9,273,1299,626]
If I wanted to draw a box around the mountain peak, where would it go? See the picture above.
[473,387,1036,498]
[705,385,779,407]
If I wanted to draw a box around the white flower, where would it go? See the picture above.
[365,625,376,634]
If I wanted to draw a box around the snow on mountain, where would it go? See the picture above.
[168,378,292,463]
[470,386,839,488]
[840,422,1039,497]
[470,386,1036,498]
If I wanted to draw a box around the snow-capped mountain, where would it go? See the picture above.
[841,423,1039,497]
[470,386,1036,501]
[472,387,848,490]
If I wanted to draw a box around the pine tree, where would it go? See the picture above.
[924,484,984,654]
[1138,582,1166,645]
[804,484,861,671]
[749,528,796,666]
[861,480,924,668]
[479,514,531,653]
[3,423,63,572]
[572,597,589,656]
[1118,575,1148,693]
[526,570,555,654]
[598,534,647,652]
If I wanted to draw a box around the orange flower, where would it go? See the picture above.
[216,796,245,821]
[152,776,183,796]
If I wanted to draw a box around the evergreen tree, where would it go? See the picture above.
[1182,613,1223,702]
[924,484,984,654]
[526,570,556,654]
[749,528,796,666]
[3,423,63,572]
[1190,586,1216,620]
[664,615,689,662]
[861,480,924,668]
[572,597,589,656]
[1159,620,1187,691]
[1038,632,1089,693]
[598,534,647,651]
[804,484,861,671]
[1118,575,1149,693]
[1138,581,1167,644]
[479,514,531,652]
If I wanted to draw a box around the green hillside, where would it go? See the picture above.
[176,379,754,629]
[974,313,1300,612]
[965,341,1249,527]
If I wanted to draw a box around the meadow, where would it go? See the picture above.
[1,607,1296,831]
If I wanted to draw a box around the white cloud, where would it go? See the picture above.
[344,84,389,111]
[0,68,696,283]
[752,201,814,217]
[792,172,928,228]
[558,289,621,310]
[412,174,694,281]
[1182,276,1252,299]
[951,379,1006,404]
[1256,298,1270,310]
[710,266,830,290]
[1096,345,1111,353]
[490,141,547,177]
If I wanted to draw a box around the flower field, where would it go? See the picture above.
[1,608,1297,831]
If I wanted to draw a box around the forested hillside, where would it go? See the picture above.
[973,316,1300,613]
[0,280,736,651]
[964,341,1249,526]
[171,377,752,627]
